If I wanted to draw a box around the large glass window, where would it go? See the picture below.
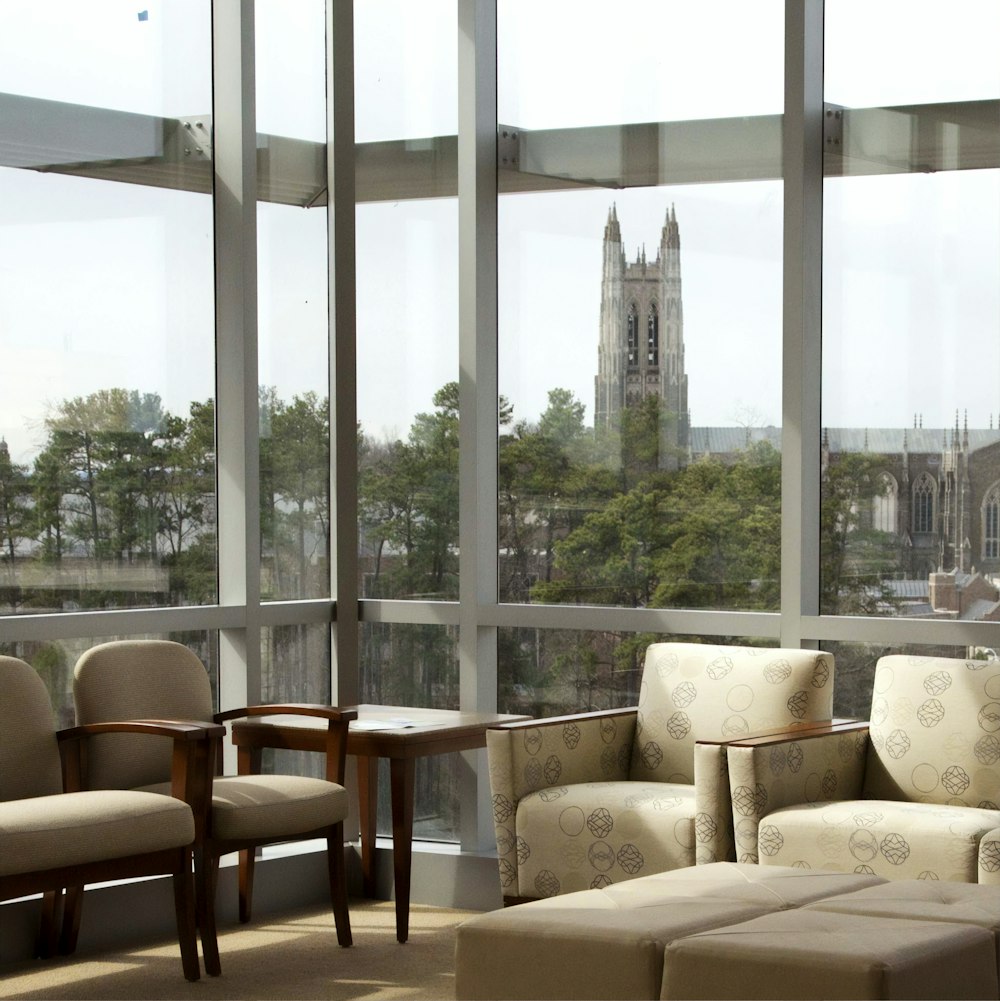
[497,2,784,643]
[256,0,331,607]
[355,2,460,611]
[821,0,1000,617]
[0,2,216,619]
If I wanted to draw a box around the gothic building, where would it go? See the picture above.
[595,204,688,466]
[597,206,1000,619]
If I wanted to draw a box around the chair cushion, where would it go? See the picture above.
[0,789,194,876]
[139,775,349,842]
[757,799,1000,881]
[515,781,697,897]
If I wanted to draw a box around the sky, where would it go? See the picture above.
[1,0,998,464]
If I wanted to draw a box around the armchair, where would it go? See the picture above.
[72,640,356,976]
[0,655,221,981]
[726,654,1000,881]
[487,642,834,901]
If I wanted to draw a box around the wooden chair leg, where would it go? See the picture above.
[38,889,62,958]
[173,849,201,982]
[238,847,255,924]
[194,846,222,977]
[328,824,352,947]
[59,885,84,956]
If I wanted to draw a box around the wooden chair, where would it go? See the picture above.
[0,655,220,981]
[72,639,356,976]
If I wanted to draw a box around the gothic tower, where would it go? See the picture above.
[595,205,688,466]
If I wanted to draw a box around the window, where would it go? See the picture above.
[873,473,898,534]
[984,485,1000,559]
[913,474,936,534]
[647,302,659,364]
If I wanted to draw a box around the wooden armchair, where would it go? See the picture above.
[0,655,222,982]
[72,639,356,976]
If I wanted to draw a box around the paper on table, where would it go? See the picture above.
[351,717,436,731]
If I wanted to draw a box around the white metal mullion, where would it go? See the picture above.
[781,0,824,648]
[328,0,360,706]
[213,0,260,719]
[458,0,498,853]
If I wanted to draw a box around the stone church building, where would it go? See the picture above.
[595,206,1000,621]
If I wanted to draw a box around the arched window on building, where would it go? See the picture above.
[912,473,936,534]
[626,303,638,367]
[647,302,659,364]
[873,473,898,534]
[983,484,1000,559]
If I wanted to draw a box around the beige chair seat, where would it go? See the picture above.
[516,781,697,896]
[0,789,194,877]
[138,775,348,842]
[760,798,1000,881]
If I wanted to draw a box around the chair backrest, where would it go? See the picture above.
[0,656,64,802]
[628,643,834,783]
[73,640,215,790]
[864,654,1000,808]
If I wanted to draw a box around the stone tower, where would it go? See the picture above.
[595,205,688,466]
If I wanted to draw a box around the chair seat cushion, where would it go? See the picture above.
[139,774,348,842]
[758,799,1000,881]
[0,789,194,876]
[516,781,697,898]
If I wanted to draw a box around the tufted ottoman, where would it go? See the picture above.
[803,879,1000,978]
[454,863,886,1001]
[660,908,997,1000]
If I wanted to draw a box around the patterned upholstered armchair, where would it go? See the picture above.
[726,654,1000,882]
[487,642,835,902]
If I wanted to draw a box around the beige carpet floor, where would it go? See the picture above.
[0,900,471,1001]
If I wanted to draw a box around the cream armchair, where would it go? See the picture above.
[487,642,835,901]
[727,654,1000,881]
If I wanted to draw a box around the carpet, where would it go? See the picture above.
[0,900,471,1001]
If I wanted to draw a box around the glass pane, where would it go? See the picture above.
[360,621,460,843]
[256,0,331,601]
[360,621,458,709]
[0,2,217,614]
[355,1,459,607]
[260,621,331,779]
[499,628,779,717]
[821,641,993,720]
[1,631,218,726]
[498,4,783,612]
[822,0,1000,618]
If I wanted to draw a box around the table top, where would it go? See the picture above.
[231,704,531,758]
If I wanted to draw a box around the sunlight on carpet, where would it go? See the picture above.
[0,900,474,1001]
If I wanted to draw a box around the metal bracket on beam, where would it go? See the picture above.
[497,126,520,170]
[823,104,844,152]
[179,115,213,160]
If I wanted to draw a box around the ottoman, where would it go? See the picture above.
[805,879,1000,976]
[454,863,886,1001]
[660,908,998,1000]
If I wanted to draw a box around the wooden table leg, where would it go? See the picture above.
[357,755,379,898]
[389,756,415,943]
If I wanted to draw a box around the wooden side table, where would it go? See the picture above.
[231,704,529,942]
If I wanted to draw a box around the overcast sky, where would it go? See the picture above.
[1,0,998,464]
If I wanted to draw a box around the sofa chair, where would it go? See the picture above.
[0,654,220,981]
[72,639,356,976]
[487,642,835,901]
[726,653,1000,881]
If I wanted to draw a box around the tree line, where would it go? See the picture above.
[1,382,895,714]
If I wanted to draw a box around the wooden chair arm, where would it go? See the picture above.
[214,703,358,724]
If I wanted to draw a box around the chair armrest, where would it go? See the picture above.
[57,719,224,826]
[489,707,638,802]
[216,704,357,784]
[725,721,870,863]
[486,708,638,897]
